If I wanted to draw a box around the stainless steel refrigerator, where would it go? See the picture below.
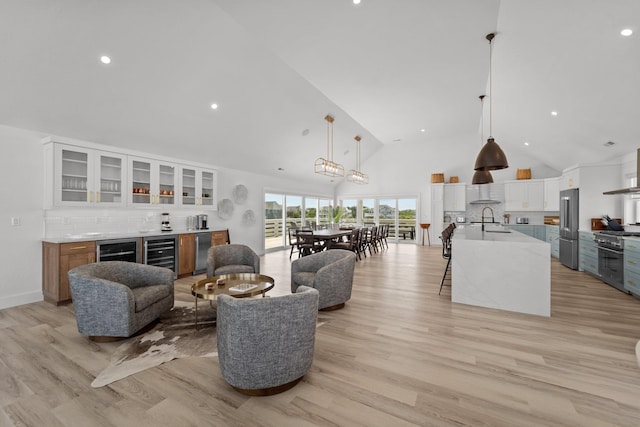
[559,188,579,269]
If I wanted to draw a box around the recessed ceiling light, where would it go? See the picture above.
[353,0,361,4]
[604,141,615,147]
[210,103,218,110]
[524,141,530,146]
[621,29,633,36]
[391,138,402,143]
[420,129,426,133]
[277,167,285,172]
[100,55,111,64]
[551,111,558,116]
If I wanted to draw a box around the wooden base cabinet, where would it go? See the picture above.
[178,233,196,277]
[43,241,96,305]
[212,229,230,246]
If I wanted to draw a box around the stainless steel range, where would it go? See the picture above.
[594,231,637,293]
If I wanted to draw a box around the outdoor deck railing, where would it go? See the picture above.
[264,218,417,239]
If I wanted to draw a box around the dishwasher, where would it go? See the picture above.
[194,232,211,275]
[96,238,140,263]
[143,235,178,277]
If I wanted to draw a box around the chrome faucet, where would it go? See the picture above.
[481,206,495,231]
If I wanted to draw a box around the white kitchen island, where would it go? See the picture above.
[451,226,551,317]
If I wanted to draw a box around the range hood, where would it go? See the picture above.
[469,199,501,205]
[603,149,640,195]
[469,184,502,204]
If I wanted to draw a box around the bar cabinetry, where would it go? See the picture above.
[42,241,96,304]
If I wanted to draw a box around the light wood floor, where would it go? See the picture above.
[2,244,640,426]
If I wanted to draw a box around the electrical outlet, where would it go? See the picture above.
[11,217,21,226]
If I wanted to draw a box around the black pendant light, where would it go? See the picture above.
[474,33,509,171]
[472,95,493,184]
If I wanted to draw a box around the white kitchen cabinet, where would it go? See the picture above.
[128,157,178,207]
[443,183,466,211]
[51,143,127,207]
[181,167,218,208]
[543,177,560,211]
[504,180,544,211]
[560,167,580,190]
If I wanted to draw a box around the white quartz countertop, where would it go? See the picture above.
[453,226,547,244]
[43,229,219,244]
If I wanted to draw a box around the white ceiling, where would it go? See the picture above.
[1,0,638,184]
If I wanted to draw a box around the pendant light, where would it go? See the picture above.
[472,95,494,184]
[347,136,369,184]
[315,115,345,177]
[474,33,509,171]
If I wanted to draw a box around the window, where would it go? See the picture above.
[339,196,418,242]
[265,192,334,252]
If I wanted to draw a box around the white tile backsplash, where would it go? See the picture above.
[43,208,212,237]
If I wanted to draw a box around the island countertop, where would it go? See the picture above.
[450,226,551,317]
[453,225,548,243]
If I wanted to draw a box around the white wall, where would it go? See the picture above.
[213,167,333,253]
[0,125,45,309]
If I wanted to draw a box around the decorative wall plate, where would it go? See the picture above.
[217,198,234,220]
[242,210,256,226]
[232,184,248,204]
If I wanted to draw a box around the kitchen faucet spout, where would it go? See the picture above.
[481,206,495,231]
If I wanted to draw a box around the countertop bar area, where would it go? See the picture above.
[451,226,551,317]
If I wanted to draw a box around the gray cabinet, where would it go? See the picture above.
[579,231,599,276]
[546,226,559,258]
[623,238,640,296]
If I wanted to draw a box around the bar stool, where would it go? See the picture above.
[420,223,431,246]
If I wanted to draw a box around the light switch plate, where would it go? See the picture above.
[11,217,21,226]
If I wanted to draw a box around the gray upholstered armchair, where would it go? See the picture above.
[291,249,356,310]
[217,285,319,395]
[207,244,260,277]
[68,261,174,340]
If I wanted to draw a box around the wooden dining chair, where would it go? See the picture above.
[295,230,319,258]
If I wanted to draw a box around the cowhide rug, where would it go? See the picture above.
[91,301,218,388]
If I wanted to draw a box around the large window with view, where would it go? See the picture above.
[341,199,358,224]
[264,193,335,252]
[339,197,418,242]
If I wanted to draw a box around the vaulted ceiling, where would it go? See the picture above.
[1,0,638,185]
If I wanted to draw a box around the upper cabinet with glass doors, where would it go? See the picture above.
[128,157,177,207]
[181,167,217,208]
[53,144,127,207]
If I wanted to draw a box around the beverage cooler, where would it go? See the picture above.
[143,235,178,278]
[96,238,140,263]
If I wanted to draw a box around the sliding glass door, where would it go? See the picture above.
[265,193,284,250]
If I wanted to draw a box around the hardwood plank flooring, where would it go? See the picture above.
[2,243,640,426]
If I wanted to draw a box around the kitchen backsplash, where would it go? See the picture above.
[44,209,216,238]
[444,204,546,225]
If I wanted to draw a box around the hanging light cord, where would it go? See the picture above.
[479,95,485,147]
[326,115,334,161]
[487,33,495,138]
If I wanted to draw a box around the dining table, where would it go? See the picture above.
[296,228,354,256]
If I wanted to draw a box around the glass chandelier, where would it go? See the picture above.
[347,136,369,184]
[315,115,345,177]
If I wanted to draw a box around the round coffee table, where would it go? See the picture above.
[191,273,275,329]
